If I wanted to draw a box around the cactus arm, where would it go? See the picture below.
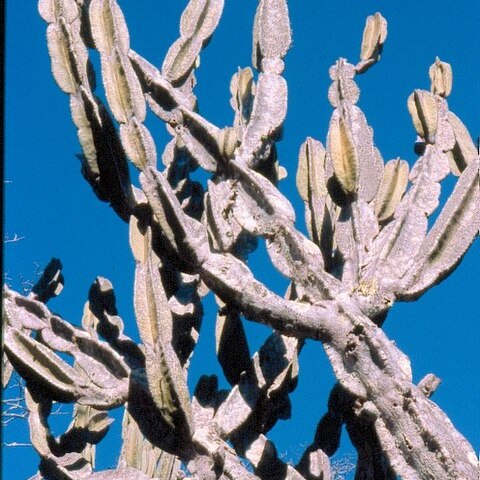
[446,111,478,175]
[327,59,360,107]
[5,327,82,403]
[230,67,255,135]
[54,306,118,472]
[198,252,340,341]
[229,160,296,223]
[163,36,204,87]
[25,389,94,480]
[327,62,383,191]
[29,258,64,303]
[252,0,291,72]
[89,0,157,170]
[162,0,224,85]
[429,57,452,98]
[38,0,133,220]
[325,60,383,287]
[129,49,193,113]
[356,12,387,74]
[175,124,220,172]
[3,258,64,389]
[179,0,224,40]
[4,287,130,408]
[177,108,224,168]
[327,109,359,198]
[131,216,193,438]
[140,167,210,267]
[408,89,455,152]
[362,145,450,303]
[132,185,204,369]
[154,0,222,144]
[296,137,340,275]
[399,155,480,299]
[75,92,134,220]
[39,0,90,96]
[131,50,241,189]
[373,158,409,223]
[408,90,439,144]
[234,0,291,173]
[129,49,220,140]
[236,72,288,170]
[84,277,141,357]
[362,64,473,306]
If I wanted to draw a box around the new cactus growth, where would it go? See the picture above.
[4,2,479,479]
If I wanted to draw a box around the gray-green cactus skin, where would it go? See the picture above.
[4,1,479,479]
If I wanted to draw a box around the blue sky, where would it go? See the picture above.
[4,1,479,478]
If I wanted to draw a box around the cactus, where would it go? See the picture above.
[4,2,479,479]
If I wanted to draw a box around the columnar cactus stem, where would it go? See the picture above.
[38,0,133,220]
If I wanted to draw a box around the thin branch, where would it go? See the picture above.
[1,442,33,447]
[4,233,25,243]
